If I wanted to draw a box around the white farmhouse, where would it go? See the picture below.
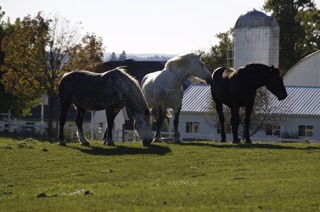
[176,84,320,143]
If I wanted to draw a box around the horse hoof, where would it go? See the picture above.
[173,139,182,144]
[81,142,90,146]
[142,143,151,147]
[57,141,67,146]
[221,140,227,143]
[153,138,162,143]
[245,141,252,144]
[107,142,115,146]
[232,140,241,144]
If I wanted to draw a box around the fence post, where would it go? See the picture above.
[122,124,125,142]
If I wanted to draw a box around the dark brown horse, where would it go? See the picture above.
[211,63,287,144]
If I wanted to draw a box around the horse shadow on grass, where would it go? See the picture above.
[180,141,320,151]
[68,143,171,156]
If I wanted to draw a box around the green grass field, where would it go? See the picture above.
[0,135,319,211]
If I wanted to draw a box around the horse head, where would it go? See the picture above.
[134,108,153,146]
[265,65,288,100]
[189,53,212,84]
[166,53,212,84]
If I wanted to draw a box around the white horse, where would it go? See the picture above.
[141,52,212,143]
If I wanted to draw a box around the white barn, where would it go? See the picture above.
[91,108,128,141]
[175,84,320,143]
[284,50,320,86]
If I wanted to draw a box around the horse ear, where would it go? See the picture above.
[270,65,274,71]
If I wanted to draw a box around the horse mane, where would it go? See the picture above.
[114,67,149,111]
[222,67,237,79]
[239,63,281,76]
[164,52,200,70]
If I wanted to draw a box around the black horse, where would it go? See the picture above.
[211,63,287,144]
[58,67,153,147]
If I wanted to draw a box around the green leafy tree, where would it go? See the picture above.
[118,50,127,61]
[1,12,104,136]
[109,52,117,61]
[263,0,320,73]
[201,28,234,73]
[0,7,21,114]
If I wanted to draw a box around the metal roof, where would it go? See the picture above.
[269,86,320,115]
[235,9,279,29]
[181,84,212,113]
[181,85,320,116]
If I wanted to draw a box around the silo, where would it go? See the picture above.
[234,9,280,68]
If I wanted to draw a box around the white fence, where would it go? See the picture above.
[1,123,316,143]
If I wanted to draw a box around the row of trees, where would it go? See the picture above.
[0,8,105,136]
[109,51,127,61]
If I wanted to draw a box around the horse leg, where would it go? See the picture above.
[58,104,70,146]
[154,106,165,142]
[231,107,241,144]
[215,101,227,142]
[75,107,90,146]
[173,106,182,143]
[103,109,117,146]
[244,104,254,144]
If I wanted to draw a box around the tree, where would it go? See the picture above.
[118,50,127,61]
[1,12,104,136]
[201,28,234,73]
[263,0,320,73]
[1,13,47,115]
[109,52,117,61]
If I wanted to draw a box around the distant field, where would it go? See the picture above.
[0,135,319,211]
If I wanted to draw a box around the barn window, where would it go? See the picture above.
[306,126,313,137]
[298,125,305,136]
[274,126,280,136]
[298,125,313,137]
[186,122,200,133]
[265,124,280,136]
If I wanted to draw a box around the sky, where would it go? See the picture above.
[1,0,320,56]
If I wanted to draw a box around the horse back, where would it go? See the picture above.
[211,67,235,107]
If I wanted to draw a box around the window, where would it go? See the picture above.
[298,125,305,136]
[265,124,280,136]
[274,126,281,136]
[299,125,313,137]
[266,125,272,135]
[186,122,200,133]
[306,126,313,137]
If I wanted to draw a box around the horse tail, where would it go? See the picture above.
[165,109,172,118]
[212,67,225,82]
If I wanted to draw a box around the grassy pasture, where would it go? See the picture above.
[0,135,319,211]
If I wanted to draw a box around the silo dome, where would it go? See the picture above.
[235,9,279,28]
[233,9,280,68]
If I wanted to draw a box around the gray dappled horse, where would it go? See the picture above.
[58,67,153,146]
